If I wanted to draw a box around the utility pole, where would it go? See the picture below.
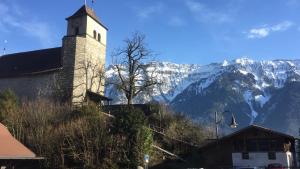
[296,129,300,167]
[215,111,218,139]
[214,111,238,139]
[2,40,7,56]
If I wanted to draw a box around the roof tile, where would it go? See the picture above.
[67,5,108,30]
[0,123,36,159]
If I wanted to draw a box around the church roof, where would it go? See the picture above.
[67,5,108,30]
[0,123,36,159]
[0,47,62,78]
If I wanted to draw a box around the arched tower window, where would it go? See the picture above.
[93,30,97,39]
[98,33,101,42]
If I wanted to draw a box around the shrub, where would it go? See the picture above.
[113,107,153,168]
[0,89,19,122]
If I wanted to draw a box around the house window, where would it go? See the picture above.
[242,152,249,159]
[97,33,101,42]
[75,27,79,35]
[93,30,97,39]
[268,152,276,160]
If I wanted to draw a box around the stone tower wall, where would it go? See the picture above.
[0,7,107,104]
[62,35,106,104]
[63,14,107,104]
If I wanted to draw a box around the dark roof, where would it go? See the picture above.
[86,90,112,102]
[67,5,108,30]
[0,47,62,78]
[200,125,295,149]
[221,125,294,140]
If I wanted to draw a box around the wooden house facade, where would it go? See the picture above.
[198,125,296,169]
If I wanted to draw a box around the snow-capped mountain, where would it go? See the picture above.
[105,58,300,135]
[106,61,225,104]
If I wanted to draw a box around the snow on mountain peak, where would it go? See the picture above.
[222,60,229,66]
[105,58,300,104]
[235,58,255,65]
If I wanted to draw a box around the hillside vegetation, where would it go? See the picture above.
[0,90,211,169]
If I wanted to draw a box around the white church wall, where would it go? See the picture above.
[0,71,60,100]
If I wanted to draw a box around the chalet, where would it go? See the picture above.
[0,123,42,169]
[198,125,297,169]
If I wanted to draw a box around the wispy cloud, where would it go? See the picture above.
[0,1,55,47]
[246,21,294,39]
[185,0,233,24]
[137,3,164,20]
[286,0,299,7]
[168,17,186,27]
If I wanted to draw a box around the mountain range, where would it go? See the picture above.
[105,58,300,136]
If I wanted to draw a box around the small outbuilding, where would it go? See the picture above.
[198,125,297,169]
[85,90,112,106]
[0,123,42,169]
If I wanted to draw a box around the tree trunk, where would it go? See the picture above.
[127,97,132,105]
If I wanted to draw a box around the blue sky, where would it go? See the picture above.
[0,0,300,65]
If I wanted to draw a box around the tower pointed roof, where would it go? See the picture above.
[67,5,108,30]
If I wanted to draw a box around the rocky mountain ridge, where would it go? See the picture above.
[105,58,300,135]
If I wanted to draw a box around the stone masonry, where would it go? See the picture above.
[0,5,107,104]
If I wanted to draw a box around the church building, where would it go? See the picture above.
[0,5,108,104]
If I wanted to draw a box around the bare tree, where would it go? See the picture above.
[111,32,157,105]
[63,54,106,104]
